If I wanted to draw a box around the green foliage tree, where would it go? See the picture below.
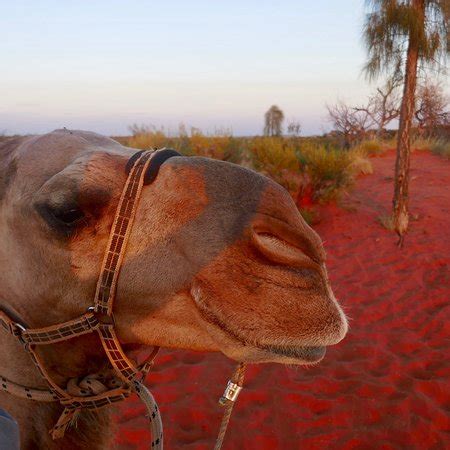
[264,105,285,136]
[363,0,449,246]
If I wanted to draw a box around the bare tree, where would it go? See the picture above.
[415,79,449,136]
[355,77,402,137]
[327,100,374,148]
[264,105,285,136]
[287,119,302,136]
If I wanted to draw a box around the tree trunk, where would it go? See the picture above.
[392,0,424,247]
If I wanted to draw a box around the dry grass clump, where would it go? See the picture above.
[356,139,385,156]
[411,137,438,152]
[430,140,450,159]
[377,214,395,231]
[348,148,374,175]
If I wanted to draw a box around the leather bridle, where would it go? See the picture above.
[0,149,245,449]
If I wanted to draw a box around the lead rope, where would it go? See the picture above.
[214,362,246,450]
[134,381,164,448]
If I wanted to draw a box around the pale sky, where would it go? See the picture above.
[1,0,393,136]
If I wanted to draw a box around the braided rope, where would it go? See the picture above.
[0,375,58,402]
[214,363,246,450]
[133,381,163,449]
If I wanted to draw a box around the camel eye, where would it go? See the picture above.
[53,207,84,225]
[36,202,86,236]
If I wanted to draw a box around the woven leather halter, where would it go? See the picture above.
[0,148,245,449]
[0,149,177,445]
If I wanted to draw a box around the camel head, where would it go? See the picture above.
[0,130,347,368]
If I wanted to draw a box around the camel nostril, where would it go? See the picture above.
[251,213,326,265]
[251,230,321,271]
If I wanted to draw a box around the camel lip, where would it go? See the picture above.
[262,344,326,362]
[192,288,327,364]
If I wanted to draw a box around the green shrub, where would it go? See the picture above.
[248,137,301,193]
[430,140,450,159]
[298,144,355,203]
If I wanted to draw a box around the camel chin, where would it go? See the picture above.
[191,286,347,365]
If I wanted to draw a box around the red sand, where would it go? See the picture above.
[116,150,450,449]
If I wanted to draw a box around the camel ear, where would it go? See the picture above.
[125,149,181,185]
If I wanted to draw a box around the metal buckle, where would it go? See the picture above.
[87,306,115,326]
[12,322,27,345]
[219,380,242,405]
[14,323,26,332]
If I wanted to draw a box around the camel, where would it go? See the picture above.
[0,129,348,449]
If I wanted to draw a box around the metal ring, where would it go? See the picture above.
[14,322,26,332]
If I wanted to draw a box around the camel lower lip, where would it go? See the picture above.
[264,345,326,362]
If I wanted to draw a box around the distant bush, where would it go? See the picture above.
[411,137,436,152]
[430,140,450,159]
[184,128,243,164]
[248,137,301,193]
[123,124,243,163]
[356,139,384,156]
[297,143,356,204]
[126,125,172,150]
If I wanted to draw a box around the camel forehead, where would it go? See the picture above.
[11,129,273,196]
[7,130,133,194]
[17,129,126,167]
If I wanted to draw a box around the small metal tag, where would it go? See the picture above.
[219,380,242,405]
